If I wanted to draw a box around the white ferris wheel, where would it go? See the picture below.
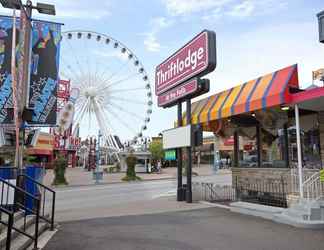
[59,30,153,152]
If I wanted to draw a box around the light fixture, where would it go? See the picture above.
[281,106,290,111]
[36,2,55,15]
[251,113,256,117]
[0,0,21,9]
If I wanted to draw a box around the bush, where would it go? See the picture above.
[122,153,141,181]
[52,154,68,185]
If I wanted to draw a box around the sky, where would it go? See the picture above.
[1,0,324,140]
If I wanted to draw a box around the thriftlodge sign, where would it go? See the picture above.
[155,30,216,96]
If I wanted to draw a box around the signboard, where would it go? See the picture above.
[158,78,209,108]
[0,15,62,126]
[163,125,192,150]
[0,16,20,124]
[29,20,62,125]
[320,169,324,182]
[165,149,176,161]
[155,30,216,95]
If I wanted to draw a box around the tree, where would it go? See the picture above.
[148,141,164,162]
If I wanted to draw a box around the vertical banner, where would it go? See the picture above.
[0,16,20,124]
[29,20,62,125]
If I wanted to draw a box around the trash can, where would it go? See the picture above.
[25,165,45,212]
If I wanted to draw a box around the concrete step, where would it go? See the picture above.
[0,211,25,232]
[9,222,49,250]
[0,214,36,247]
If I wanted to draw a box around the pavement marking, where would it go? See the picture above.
[152,189,177,199]
[198,201,231,209]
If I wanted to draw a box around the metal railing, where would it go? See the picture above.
[0,206,14,250]
[303,172,324,201]
[17,174,56,231]
[0,177,40,250]
[192,182,236,202]
[235,177,288,208]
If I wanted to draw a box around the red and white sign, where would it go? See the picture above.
[155,30,216,95]
[158,79,198,107]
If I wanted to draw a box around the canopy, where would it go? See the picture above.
[183,64,299,125]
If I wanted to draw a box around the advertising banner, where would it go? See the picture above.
[155,30,216,95]
[29,20,62,125]
[0,15,20,124]
[0,15,62,126]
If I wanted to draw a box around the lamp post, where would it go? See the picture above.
[0,0,56,172]
[317,10,324,44]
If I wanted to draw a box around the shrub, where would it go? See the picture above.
[52,154,68,185]
[122,153,141,181]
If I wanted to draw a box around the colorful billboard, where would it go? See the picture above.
[155,30,216,96]
[0,15,62,126]
[0,15,20,124]
[29,20,62,125]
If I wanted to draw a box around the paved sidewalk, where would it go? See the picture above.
[43,206,324,250]
[43,165,230,188]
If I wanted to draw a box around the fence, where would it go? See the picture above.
[193,177,288,208]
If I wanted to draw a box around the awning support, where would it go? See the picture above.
[294,104,304,199]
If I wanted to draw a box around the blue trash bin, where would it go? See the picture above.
[25,165,45,212]
[0,166,17,208]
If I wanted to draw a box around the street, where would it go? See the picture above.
[44,207,324,250]
[54,174,232,222]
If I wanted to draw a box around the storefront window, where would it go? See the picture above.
[237,128,258,168]
[289,114,321,169]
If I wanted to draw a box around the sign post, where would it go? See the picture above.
[156,30,216,203]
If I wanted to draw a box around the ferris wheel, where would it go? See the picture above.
[59,30,153,151]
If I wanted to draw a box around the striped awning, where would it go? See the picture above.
[183,64,299,125]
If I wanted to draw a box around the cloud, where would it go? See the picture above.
[162,0,288,21]
[162,0,232,16]
[227,1,255,17]
[143,17,173,52]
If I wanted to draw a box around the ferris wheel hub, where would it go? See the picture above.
[84,86,98,98]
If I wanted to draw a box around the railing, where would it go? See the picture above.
[235,177,288,208]
[0,177,40,250]
[192,182,236,202]
[290,169,324,201]
[0,206,14,250]
[17,174,56,230]
[303,172,324,201]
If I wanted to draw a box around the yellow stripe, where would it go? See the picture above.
[220,85,243,118]
[209,90,230,120]
[192,98,210,124]
[182,101,200,125]
[198,94,218,124]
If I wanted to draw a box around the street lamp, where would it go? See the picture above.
[318,10,324,43]
[0,0,56,16]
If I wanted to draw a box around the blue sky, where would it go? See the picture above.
[1,0,324,140]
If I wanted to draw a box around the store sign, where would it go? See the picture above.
[165,150,176,161]
[155,30,216,95]
[163,125,192,149]
[320,169,324,182]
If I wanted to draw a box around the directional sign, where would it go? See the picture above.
[155,30,216,96]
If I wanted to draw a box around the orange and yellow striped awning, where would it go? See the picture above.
[183,64,299,125]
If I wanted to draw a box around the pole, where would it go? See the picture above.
[16,1,33,173]
[177,102,183,201]
[295,104,304,199]
[186,99,192,203]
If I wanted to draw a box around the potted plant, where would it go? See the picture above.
[52,154,68,186]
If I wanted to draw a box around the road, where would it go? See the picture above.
[54,174,231,222]
[44,207,324,250]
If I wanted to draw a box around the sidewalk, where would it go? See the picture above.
[43,164,229,188]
